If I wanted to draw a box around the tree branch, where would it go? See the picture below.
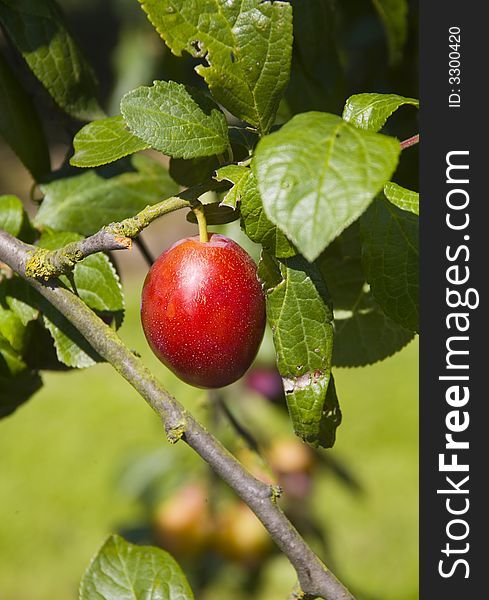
[0,229,355,600]
[25,178,229,280]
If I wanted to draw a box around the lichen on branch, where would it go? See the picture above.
[25,178,229,281]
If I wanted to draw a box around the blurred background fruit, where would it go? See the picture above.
[153,482,213,557]
[216,503,273,564]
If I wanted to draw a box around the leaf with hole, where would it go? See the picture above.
[137,0,293,134]
[253,112,400,261]
[259,253,338,448]
[214,165,252,210]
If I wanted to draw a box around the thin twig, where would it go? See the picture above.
[400,134,419,150]
[0,229,355,600]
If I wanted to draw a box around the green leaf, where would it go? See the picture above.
[0,195,24,236]
[186,204,239,226]
[71,116,149,168]
[35,156,179,236]
[0,53,50,179]
[371,0,409,64]
[214,164,252,210]
[253,112,400,262]
[73,255,124,316]
[121,81,229,159]
[80,534,194,600]
[0,0,104,121]
[384,181,419,215]
[259,253,338,448]
[318,223,414,366]
[361,197,419,333]
[235,168,296,258]
[342,93,419,133]
[138,0,293,134]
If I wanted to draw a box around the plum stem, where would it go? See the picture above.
[193,205,209,243]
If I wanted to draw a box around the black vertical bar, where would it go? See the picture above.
[420,2,486,597]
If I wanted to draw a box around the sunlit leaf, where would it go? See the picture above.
[80,534,194,600]
[137,0,293,134]
[121,81,230,159]
[71,116,149,168]
[254,112,400,261]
